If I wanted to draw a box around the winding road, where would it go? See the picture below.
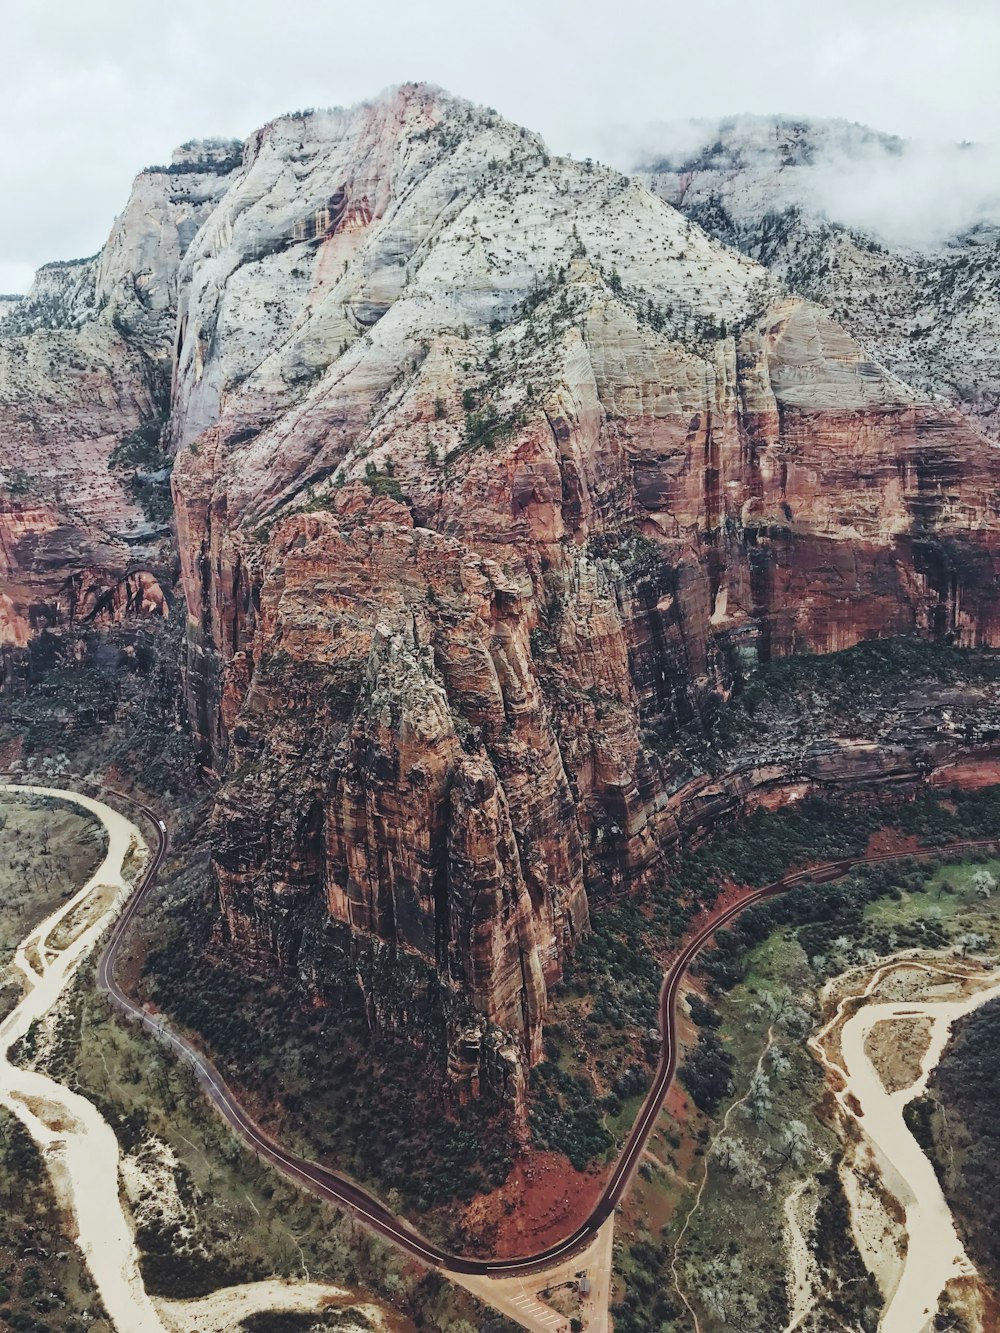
[42,781,998,1280]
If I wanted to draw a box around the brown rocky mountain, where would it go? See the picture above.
[3,85,1000,1090]
[0,139,240,647]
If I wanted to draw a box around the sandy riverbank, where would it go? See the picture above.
[0,783,385,1333]
[811,955,1000,1332]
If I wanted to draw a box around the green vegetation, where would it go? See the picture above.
[0,793,107,1020]
[38,255,98,271]
[540,781,1000,1329]
[613,825,1000,1332]
[363,460,406,503]
[240,1313,374,1332]
[586,532,661,583]
[541,790,962,1175]
[442,399,527,466]
[7,619,199,798]
[18,911,513,1328]
[27,955,486,1321]
[610,1233,681,1333]
[530,903,662,1164]
[141,866,516,1242]
[144,150,242,177]
[108,419,173,525]
[678,1031,734,1115]
[2,467,31,496]
[0,1109,110,1332]
[713,636,1000,757]
[920,982,1000,1285]
[108,422,166,473]
[528,1060,612,1170]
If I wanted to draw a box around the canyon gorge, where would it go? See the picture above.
[3,83,1000,1106]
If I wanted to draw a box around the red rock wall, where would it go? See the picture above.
[174,291,1000,1077]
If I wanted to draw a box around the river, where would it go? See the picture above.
[0,783,382,1333]
[810,956,1000,1333]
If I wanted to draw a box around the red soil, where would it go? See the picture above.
[865,826,925,857]
[930,757,1000,791]
[463,1149,609,1258]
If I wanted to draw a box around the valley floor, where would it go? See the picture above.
[8,766,1000,1333]
[0,785,405,1333]
[649,849,1000,1333]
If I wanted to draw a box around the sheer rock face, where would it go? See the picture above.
[207,505,588,1060]
[8,87,1000,1077]
[0,143,240,651]
[163,87,1000,1070]
[635,115,1000,443]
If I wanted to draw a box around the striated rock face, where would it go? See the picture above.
[206,502,588,1063]
[8,86,1000,1086]
[0,141,241,654]
[160,87,1000,1077]
[634,115,1000,443]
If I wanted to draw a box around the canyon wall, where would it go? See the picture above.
[0,140,240,654]
[634,115,1000,444]
[164,88,1000,1074]
[6,86,1000,1084]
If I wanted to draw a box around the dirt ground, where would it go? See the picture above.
[462,1147,608,1257]
[864,826,927,857]
[864,1016,934,1093]
[929,758,1000,791]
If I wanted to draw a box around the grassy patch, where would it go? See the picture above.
[0,792,107,1000]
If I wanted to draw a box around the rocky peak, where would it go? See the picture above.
[7,88,1000,1094]
[634,114,1000,442]
[2,255,100,335]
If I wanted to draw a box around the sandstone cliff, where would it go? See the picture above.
[164,88,1000,1075]
[634,115,1000,443]
[0,140,240,654]
[6,87,1000,1089]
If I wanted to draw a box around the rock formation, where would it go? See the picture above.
[6,86,1000,1089]
[0,140,240,656]
[634,115,1000,443]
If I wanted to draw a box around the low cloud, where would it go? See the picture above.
[805,139,1000,248]
[602,115,1000,251]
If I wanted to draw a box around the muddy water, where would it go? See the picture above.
[0,784,375,1333]
[0,783,166,1331]
[816,960,1000,1333]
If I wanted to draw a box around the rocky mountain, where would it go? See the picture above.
[0,139,240,648]
[5,86,1000,1091]
[634,115,1000,443]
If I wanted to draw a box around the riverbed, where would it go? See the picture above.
[810,955,1000,1333]
[0,783,381,1333]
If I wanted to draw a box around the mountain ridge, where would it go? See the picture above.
[3,83,1000,1097]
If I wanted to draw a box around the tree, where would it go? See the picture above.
[971,868,996,898]
[770,1119,811,1175]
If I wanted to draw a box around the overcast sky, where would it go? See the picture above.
[3,0,999,292]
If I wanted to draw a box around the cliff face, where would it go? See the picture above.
[634,116,1000,444]
[7,87,1000,1084]
[163,88,1000,1072]
[0,141,240,654]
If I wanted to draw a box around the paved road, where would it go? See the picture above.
[88,785,997,1278]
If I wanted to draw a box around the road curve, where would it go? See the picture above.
[71,784,997,1277]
